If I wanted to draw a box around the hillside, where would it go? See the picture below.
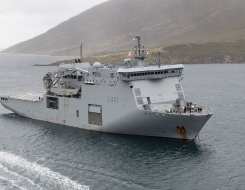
[3,0,245,56]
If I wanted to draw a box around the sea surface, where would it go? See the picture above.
[0,53,245,190]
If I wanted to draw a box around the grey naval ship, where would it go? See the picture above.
[0,36,213,140]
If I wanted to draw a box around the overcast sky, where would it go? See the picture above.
[0,0,108,50]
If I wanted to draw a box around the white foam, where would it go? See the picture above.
[0,152,89,190]
[0,163,38,190]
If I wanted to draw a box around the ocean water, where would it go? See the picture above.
[0,53,245,190]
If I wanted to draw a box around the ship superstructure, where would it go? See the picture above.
[0,36,213,139]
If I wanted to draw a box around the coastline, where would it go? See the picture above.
[34,61,245,66]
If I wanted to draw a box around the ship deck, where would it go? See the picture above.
[0,92,44,101]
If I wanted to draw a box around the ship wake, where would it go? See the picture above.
[0,151,89,190]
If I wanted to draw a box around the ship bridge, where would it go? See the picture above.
[118,64,184,81]
[118,35,184,81]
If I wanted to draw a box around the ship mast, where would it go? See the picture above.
[134,35,148,67]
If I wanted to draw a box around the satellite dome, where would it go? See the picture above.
[124,58,131,64]
[93,62,102,68]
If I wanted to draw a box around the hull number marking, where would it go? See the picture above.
[108,96,118,103]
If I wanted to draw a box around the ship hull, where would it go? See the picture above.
[1,96,212,140]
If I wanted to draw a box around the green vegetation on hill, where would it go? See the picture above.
[158,39,245,64]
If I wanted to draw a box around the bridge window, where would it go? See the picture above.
[164,69,183,74]
[119,69,182,79]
